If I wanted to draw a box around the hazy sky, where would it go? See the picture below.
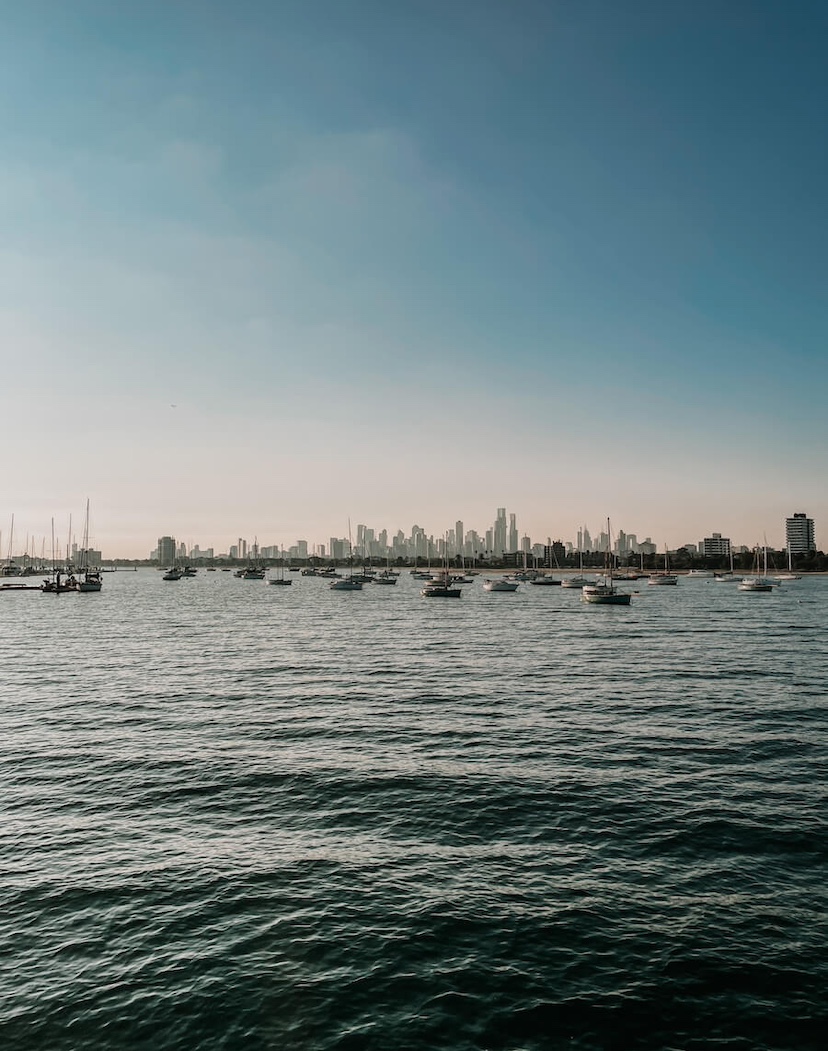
[1,0,825,556]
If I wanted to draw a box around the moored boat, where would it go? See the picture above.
[581,519,632,605]
[483,578,519,592]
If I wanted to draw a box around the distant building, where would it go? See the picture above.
[786,512,815,554]
[493,508,507,555]
[701,533,731,559]
[157,536,176,565]
[508,513,518,554]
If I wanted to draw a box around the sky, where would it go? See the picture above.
[1,0,826,557]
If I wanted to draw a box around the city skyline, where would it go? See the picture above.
[1,505,817,563]
[1,3,826,551]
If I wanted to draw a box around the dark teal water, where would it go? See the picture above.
[1,571,826,1049]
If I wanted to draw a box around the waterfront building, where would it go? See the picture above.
[786,512,815,554]
[701,533,731,559]
[508,513,518,554]
[157,536,176,565]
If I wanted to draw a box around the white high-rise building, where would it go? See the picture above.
[786,512,815,554]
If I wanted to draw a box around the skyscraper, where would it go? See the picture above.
[493,508,507,555]
[786,512,815,554]
[508,513,518,554]
[157,536,176,565]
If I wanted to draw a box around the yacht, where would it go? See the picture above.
[483,578,519,592]
[582,580,631,605]
[739,545,777,592]
[330,577,362,591]
[422,573,461,598]
[581,519,632,605]
[738,577,774,593]
[648,546,678,585]
[561,576,593,588]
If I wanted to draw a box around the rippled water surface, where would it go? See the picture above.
[1,571,826,1049]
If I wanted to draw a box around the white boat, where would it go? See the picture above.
[772,549,801,581]
[76,501,103,593]
[648,547,678,586]
[738,577,774,592]
[331,521,362,591]
[581,519,631,605]
[269,548,293,585]
[560,551,590,588]
[739,545,777,592]
[330,577,362,591]
[714,550,740,582]
[162,568,182,581]
[530,574,559,585]
[686,569,714,578]
[483,578,519,592]
[371,571,397,585]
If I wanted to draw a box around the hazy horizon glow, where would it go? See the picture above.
[2,1,826,557]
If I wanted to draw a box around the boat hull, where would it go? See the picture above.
[581,583,631,604]
[422,586,461,598]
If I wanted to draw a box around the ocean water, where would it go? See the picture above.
[1,570,826,1050]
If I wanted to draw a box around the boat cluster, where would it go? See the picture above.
[153,559,800,601]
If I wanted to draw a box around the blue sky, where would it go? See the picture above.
[1,1,825,555]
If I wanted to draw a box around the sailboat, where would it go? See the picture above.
[561,547,592,588]
[422,534,462,597]
[647,545,678,586]
[581,520,631,605]
[739,545,776,592]
[330,522,362,590]
[42,518,78,593]
[772,547,801,582]
[269,547,293,585]
[714,546,740,582]
[76,500,103,592]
